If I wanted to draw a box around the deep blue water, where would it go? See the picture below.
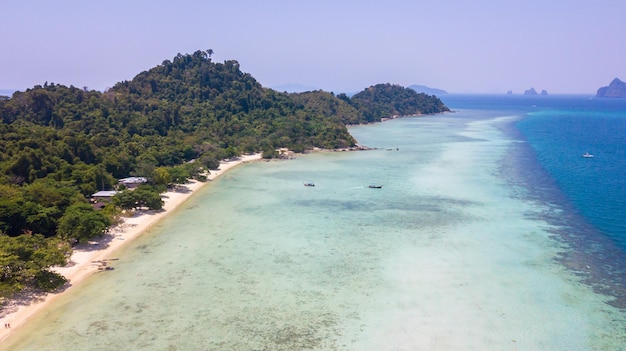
[441,94,626,306]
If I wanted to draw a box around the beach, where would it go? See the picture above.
[0,153,261,343]
[1,105,624,350]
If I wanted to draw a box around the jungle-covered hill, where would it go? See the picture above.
[0,50,448,297]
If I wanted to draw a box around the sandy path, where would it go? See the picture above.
[0,154,261,341]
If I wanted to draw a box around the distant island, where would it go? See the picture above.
[596,78,626,98]
[524,88,537,95]
[523,87,548,96]
[408,84,447,95]
[0,89,16,99]
[271,83,319,93]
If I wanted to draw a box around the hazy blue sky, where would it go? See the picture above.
[1,0,624,94]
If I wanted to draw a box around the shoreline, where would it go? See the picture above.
[0,153,261,342]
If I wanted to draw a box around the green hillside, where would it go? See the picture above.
[0,50,449,297]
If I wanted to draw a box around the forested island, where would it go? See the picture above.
[0,50,449,298]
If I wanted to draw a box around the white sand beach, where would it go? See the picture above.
[0,153,261,342]
[1,114,624,350]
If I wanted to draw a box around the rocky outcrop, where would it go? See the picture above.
[596,78,626,98]
[524,87,538,95]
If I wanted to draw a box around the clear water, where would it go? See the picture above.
[3,98,625,350]
[443,95,626,308]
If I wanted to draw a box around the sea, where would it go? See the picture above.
[2,95,625,350]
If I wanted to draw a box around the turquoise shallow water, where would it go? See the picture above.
[2,107,625,350]
[442,95,626,307]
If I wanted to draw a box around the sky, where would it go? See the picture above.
[1,0,624,94]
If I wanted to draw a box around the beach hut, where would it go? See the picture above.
[91,190,119,209]
[118,177,147,189]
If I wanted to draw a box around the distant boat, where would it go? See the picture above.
[582,152,594,158]
[368,185,383,189]
[304,182,315,187]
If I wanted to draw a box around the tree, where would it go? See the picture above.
[152,167,172,187]
[113,186,163,211]
[133,156,157,182]
[57,203,111,243]
[112,190,137,210]
[168,164,191,184]
[261,147,279,159]
[0,234,70,297]
[200,155,220,170]
[132,187,163,210]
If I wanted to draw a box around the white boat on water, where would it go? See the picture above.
[582,152,594,158]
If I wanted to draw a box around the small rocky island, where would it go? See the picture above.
[524,87,548,96]
[596,78,626,98]
[524,87,538,95]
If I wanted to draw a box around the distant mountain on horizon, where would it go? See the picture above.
[270,83,450,96]
[0,89,17,97]
[408,84,447,95]
[596,78,626,98]
[270,83,320,93]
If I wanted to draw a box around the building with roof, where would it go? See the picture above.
[118,177,147,189]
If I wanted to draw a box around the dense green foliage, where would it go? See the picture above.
[113,185,164,211]
[0,234,70,297]
[0,50,448,298]
[349,83,450,123]
[57,203,112,243]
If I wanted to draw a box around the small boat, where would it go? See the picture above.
[304,182,315,187]
[582,152,594,158]
[368,185,383,189]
